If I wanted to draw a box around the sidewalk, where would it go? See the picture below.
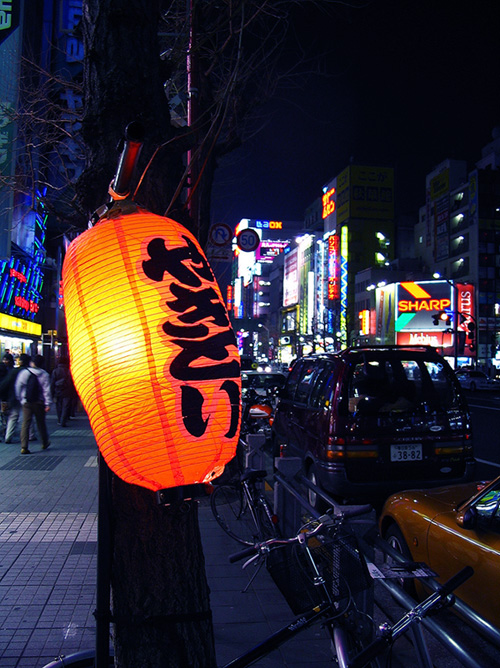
[0,411,333,668]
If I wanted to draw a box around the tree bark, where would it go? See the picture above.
[111,477,216,668]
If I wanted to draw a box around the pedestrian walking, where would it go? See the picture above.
[0,353,30,443]
[15,354,52,454]
[50,355,73,427]
[0,353,14,438]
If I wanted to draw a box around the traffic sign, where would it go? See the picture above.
[236,228,260,252]
[209,222,233,247]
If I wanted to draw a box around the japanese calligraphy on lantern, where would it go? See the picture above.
[62,209,241,492]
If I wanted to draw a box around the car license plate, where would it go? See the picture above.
[390,443,422,462]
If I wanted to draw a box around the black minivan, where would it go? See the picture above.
[272,346,475,504]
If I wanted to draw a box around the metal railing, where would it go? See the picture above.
[272,457,500,668]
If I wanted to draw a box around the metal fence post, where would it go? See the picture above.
[273,457,303,537]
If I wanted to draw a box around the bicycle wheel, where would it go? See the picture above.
[211,484,260,545]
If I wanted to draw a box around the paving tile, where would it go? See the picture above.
[0,413,336,668]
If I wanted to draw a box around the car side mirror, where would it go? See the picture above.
[456,506,477,530]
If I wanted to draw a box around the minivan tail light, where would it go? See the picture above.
[326,446,345,460]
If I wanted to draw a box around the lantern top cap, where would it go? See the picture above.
[90,199,142,227]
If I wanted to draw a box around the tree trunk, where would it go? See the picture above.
[78,0,185,219]
[111,477,216,668]
[78,3,217,666]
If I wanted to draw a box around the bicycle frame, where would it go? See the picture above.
[221,599,332,668]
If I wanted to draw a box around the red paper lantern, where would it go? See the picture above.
[62,208,241,491]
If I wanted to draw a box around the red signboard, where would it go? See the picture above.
[457,283,474,330]
[327,234,340,301]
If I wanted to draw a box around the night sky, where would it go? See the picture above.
[210,0,500,226]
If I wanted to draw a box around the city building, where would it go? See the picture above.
[0,1,83,362]
[318,163,396,348]
[415,133,500,370]
[230,218,303,366]
[230,135,500,372]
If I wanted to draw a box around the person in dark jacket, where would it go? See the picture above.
[50,355,73,427]
[0,353,30,443]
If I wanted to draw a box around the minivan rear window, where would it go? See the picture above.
[347,354,458,415]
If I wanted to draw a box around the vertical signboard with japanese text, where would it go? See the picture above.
[283,246,298,307]
[327,234,340,305]
[322,179,337,233]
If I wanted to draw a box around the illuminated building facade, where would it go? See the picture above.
[321,164,395,347]
[415,141,500,369]
[0,0,83,360]
[230,218,303,364]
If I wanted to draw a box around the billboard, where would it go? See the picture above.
[283,246,298,307]
[256,239,288,263]
[336,165,394,223]
[395,280,455,349]
[396,281,452,333]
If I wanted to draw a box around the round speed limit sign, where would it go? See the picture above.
[236,228,260,252]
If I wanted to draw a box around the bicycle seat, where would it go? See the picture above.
[241,469,267,483]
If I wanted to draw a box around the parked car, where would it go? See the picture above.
[455,369,500,391]
[272,346,475,505]
[379,476,500,628]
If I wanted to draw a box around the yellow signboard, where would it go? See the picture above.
[0,313,42,337]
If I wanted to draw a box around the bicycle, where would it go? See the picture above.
[210,467,279,545]
[43,509,473,668]
[223,508,474,668]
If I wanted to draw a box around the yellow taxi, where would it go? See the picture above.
[379,476,500,628]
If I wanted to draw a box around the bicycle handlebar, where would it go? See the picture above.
[228,509,363,564]
[347,566,474,668]
[229,545,258,563]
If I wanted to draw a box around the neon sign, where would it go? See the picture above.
[14,296,39,313]
[340,226,348,345]
[0,189,46,322]
[359,309,370,335]
[399,299,451,312]
[10,268,27,283]
[322,187,336,219]
[396,281,453,332]
[327,235,340,300]
[255,220,283,230]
